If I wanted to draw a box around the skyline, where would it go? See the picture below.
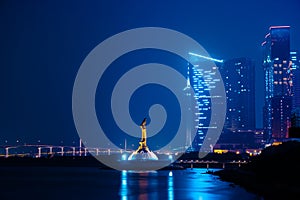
[1,0,300,145]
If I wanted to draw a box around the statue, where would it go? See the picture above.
[136,118,150,153]
[127,117,158,161]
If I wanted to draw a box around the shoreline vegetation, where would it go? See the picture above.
[211,140,300,199]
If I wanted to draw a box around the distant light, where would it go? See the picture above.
[168,155,173,160]
[121,154,127,161]
[168,171,173,177]
[188,52,223,63]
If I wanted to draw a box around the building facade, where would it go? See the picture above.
[189,62,222,151]
[220,58,256,131]
[262,26,293,142]
[291,50,300,110]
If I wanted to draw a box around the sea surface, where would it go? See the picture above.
[0,166,262,200]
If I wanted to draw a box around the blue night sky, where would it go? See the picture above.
[1,0,300,146]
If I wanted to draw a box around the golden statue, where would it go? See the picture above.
[136,118,150,153]
[127,117,158,161]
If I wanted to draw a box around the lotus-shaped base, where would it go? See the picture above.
[128,149,158,161]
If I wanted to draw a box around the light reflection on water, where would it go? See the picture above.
[168,171,173,200]
[119,168,261,200]
[0,166,261,200]
[120,170,160,200]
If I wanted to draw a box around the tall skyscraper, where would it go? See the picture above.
[220,58,256,131]
[291,50,300,110]
[262,26,293,142]
[186,61,223,151]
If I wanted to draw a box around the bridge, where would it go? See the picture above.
[0,144,134,158]
[175,159,248,169]
[0,144,248,169]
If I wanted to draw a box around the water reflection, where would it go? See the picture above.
[119,169,260,200]
[119,170,160,200]
[168,171,174,200]
[0,167,260,200]
[120,170,127,200]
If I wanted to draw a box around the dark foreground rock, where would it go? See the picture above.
[212,140,300,200]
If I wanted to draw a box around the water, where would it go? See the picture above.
[0,166,261,200]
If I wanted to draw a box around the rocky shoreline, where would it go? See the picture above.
[210,140,300,200]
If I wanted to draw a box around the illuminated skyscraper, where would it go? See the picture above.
[289,50,300,138]
[262,26,293,142]
[187,62,223,151]
[291,50,300,110]
[220,58,256,131]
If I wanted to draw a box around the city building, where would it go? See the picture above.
[213,129,264,154]
[213,58,263,152]
[219,58,256,131]
[185,59,224,151]
[291,50,300,110]
[262,26,293,143]
[289,108,300,138]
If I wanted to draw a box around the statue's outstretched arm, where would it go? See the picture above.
[140,118,146,126]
